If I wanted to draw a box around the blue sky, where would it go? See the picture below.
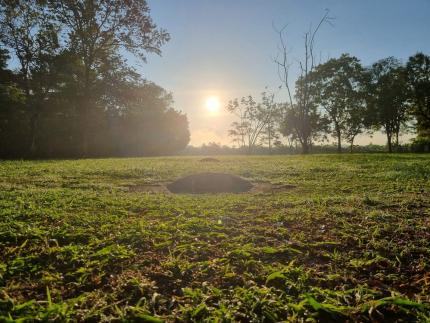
[139,0,430,146]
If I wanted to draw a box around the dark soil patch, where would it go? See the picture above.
[167,172,252,194]
[125,176,297,194]
[200,157,220,162]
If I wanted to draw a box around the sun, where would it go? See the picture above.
[205,96,220,114]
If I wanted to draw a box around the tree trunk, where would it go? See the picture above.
[387,133,393,153]
[334,123,341,153]
[395,131,399,151]
[29,112,39,156]
[301,140,309,154]
[268,132,272,155]
[81,59,94,157]
[76,96,91,157]
[80,104,89,157]
[350,138,354,153]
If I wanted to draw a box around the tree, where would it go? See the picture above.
[258,93,282,153]
[281,76,329,152]
[407,52,430,139]
[226,97,248,149]
[343,97,369,153]
[0,1,188,158]
[226,93,279,153]
[259,110,281,153]
[49,0,170,155]
[0,49,13,104]
[0,0,61,154]
[274,10,333,153]
[310,54,367,152]
[0,47,27,157]
[367,57,410,152]
[110,81,190,156]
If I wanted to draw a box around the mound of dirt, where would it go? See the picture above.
[200,157,220,162]
[167,172,253,194]
[124,176,297,195]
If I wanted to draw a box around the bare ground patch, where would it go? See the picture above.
[125,173,296,194]
[167,173,252,193]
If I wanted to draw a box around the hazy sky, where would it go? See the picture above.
[139,0,430,146]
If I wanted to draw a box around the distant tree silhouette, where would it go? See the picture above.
[309,54,368,152]
[258,93,282,153]
[259,110,282,154]
[407,53,430,140]
[110,82,190,156]
[226,92,279,153]
[280,76,329,152]
[366,57,410,153]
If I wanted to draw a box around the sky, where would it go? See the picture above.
[138,0,430,147]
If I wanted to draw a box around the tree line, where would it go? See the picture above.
[0,0,190,158]
[182,142,397,156]
[227,14,430,154]
[227,54,430,154]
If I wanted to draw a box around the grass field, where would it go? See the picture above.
[1,154,430,322]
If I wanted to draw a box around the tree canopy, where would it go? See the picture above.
[309,54,367,152]
[407,52,430,139]
[0,0,189,158]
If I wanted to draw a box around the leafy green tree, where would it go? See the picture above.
[48,0,170,155]
[343,98,369,152]
[108,81,190,156]
[0,49,12,105]
[0,1,188,158]
[280,76,330,153]
[0,48,25,105]
[367,57,410,153]
[407,52,430,139]
[310,54,367,152]
[0,0,61,154]
[0,47,27,157]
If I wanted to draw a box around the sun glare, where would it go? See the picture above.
[206,96,220,114]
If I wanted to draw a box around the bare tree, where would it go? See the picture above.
[273,24,294,112]
[273,10,333,154]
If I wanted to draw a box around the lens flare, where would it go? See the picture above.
[206,96,220,113]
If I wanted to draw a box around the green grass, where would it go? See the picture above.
[0,154,429,322]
